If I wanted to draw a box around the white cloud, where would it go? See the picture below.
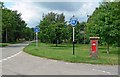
[2,0,103,2]
[47,2,99,22]
[8,2,49,27]
[6,2,100,27]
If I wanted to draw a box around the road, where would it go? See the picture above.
[0,42,118,75]
[0,41,30,76]
[1,42,29,59]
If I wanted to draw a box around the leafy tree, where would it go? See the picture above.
[0,2,4,9]
[22,27,34,41]
[2,2,34,43]
[39,12,89,46]
[76,22,87,44]
[87,2,120,53]
[0,2,3,42]
[39,12,68,46]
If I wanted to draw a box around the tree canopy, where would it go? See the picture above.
[87,2,120,53]
[38,12,87,45]
[1,2,34,43]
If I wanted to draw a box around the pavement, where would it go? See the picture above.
[0,42,118,75]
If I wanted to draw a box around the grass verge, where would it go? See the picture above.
[0,43,9,47]
[23,42,118,65]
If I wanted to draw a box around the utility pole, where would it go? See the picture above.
[6,28,7,43]
[84,27,85,44]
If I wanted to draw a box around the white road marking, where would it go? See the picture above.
[92,69,111,74]
[65,62,74,64]
[65,63,70,64]
[84,63,93,66]
[0,51,22,63]
[50,60,57,62]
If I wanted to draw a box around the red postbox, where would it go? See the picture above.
[92,40,97,53]
[90,37,99,58]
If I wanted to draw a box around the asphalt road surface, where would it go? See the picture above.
[1,42,30,59]
[0,42,118,75]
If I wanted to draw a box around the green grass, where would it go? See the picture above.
[23,42,119,65]
[0,43,9,47]
[0,41,25,47]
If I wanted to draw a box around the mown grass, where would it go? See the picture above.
[0,43,9,47]
[0,41,26,47]
[23,42,119,65]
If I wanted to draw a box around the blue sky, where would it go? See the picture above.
[3,1,101,28]
[4,2,14,8]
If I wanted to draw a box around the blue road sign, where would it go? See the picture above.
[70,16,78,26]
[34,27,40,32]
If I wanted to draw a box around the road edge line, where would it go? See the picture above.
[0,51,22,62]
[92,69,111,75]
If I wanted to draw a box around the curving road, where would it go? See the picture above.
[1,42,30,60]
[0,42,118,75]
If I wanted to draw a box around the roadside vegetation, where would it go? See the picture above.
[38,2,120,54]
[0,43,9,47]
[1,2,34,44]
[24,42,118,65]
[1,1,119,65]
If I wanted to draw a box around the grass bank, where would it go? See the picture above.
[23,42,118,65]
[0,43,9,47]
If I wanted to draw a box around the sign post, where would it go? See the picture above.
[34,27,40,49]
[73,27,75,55]
[36,32,38,48]
[70,15,78,55]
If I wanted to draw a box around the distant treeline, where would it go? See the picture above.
[39,12,88,44]
[1,2,34,43]
[1,2,119,53]
[38,2,120,53]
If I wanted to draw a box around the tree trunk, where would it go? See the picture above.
[56,39,58,47]
[107,43,109,54]
[56,43,57,47]
[118,47,120,65]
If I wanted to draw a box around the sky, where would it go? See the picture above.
[3,1,102,28]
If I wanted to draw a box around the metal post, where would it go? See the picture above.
[73,27,75,55]
[34,33,36,41]
[84,28,85,44]
[6,28,7,43]
[36,32,38,48]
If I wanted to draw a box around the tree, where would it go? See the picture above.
[87,2,120,53]
[39,12,67,46]
[0,2,4,9]
[2,2,34,43]
[76,22,87,44]
[0,2,3,42]
[22,27,34,41]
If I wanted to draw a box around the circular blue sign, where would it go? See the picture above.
[34,27,40,32]
[70,17,78,26]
